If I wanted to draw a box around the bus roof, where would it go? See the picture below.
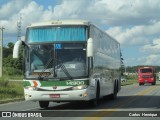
[28,20,90,28]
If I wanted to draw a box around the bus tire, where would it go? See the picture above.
[109,82,117,100]
[152,82,156,85]
[89,82,100,107]
[39,101,49,108]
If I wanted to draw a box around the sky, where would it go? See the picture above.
[0,0,160,67]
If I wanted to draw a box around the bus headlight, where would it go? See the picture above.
[25,86,37,91]
[72,85,88,90]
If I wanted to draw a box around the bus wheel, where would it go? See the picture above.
[139,83,142,86]
[89,82,100,107]
[109,83,117,100]
[89,98,97,107]
[39,101,49,108]
[152,82,156,85]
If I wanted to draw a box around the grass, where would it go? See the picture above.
[121,75,138,86]
[0,68,24,101]
[121,79,138,86]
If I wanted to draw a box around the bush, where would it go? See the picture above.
[0,79,24,100]
[3,67,23,76]
[0,67,23,100]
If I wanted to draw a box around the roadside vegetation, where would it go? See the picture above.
[0,69,24,101]
[121,74,138,86]
[121,73,159,86]
[120,65,160,86]
[0,43,24,101]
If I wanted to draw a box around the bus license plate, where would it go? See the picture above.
[50,94,60,98]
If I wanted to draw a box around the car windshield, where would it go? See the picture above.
[140,69,152,73]
[25,43,87,79]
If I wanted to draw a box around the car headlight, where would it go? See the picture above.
[24,86,37,91]
[72,85,88,90]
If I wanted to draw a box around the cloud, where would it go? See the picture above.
[1,0,160,35]
[145,54,160,65]
[1,0,160,66]
[0,0,89,34]
[106,21,160,47]
[19,2,44,25]
[0,0,31,19]
[52,0,89,19]
[124,55,160,66]
[0,1,44,34]
[87,0,160,26]
[141,38,160,54]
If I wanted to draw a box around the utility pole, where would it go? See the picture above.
[0,27,5,77]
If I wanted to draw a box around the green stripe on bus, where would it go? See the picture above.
[40,80,89,87]
[23,81,31,87]
[23,79,89,87]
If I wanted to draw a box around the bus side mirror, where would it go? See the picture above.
[13,40,23,58]
[87,38,93,57]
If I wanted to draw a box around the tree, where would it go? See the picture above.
[3,42,14,58]
[7,42,14,49]
[3,42,23,75]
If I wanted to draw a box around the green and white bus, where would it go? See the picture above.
[13,20,121,108]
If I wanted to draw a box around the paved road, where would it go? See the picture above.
[0,81,160,120]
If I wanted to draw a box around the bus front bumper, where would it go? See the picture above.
[24,88,94,102]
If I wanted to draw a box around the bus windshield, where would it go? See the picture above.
[25,43,87,80]
[27,26,87,43]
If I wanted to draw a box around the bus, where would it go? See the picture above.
[13,20,121,108]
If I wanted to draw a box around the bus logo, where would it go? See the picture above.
[53,85,57,89]
[66,80,85,86]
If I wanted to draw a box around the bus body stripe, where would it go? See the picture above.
[23,79,89,87]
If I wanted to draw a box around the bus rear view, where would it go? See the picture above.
[138,67,156,86]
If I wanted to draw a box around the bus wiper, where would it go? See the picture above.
[38,58,53,80]
[58,60,73,80]
[38,58,72,80]
[49,58,73,80]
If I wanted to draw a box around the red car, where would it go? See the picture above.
[138,67,156,86]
